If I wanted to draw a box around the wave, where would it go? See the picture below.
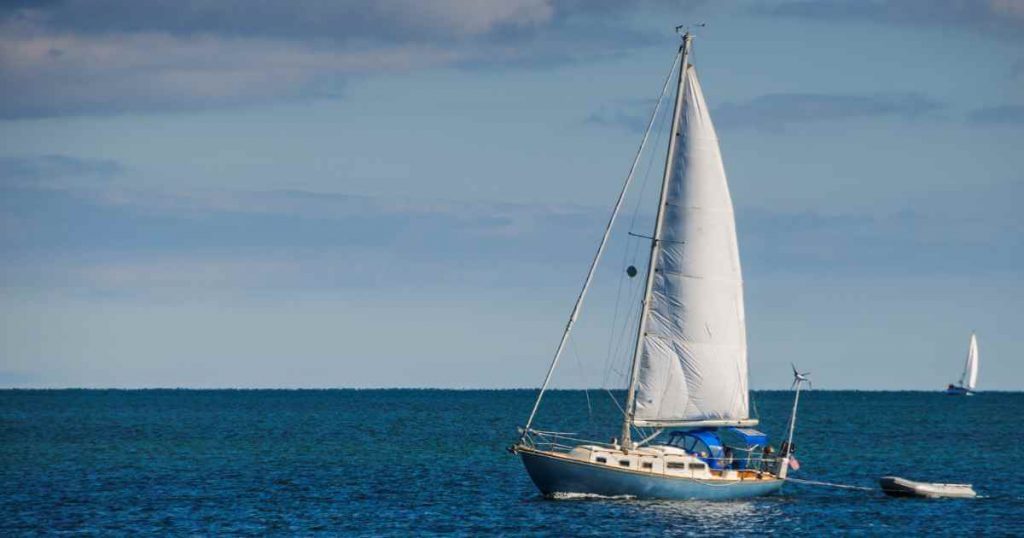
[547,492,638,501]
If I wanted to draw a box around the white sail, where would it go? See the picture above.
[632,65,750,427]
[962,333,979,390]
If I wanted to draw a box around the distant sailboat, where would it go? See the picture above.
[945,333,979,395]
[510,30,807,501]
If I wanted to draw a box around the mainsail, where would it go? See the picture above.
[631,63,750,427]
[960,333,979,390]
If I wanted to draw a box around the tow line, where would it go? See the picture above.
[786,477,876,492]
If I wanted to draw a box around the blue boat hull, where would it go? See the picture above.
[945,386,973,396]
[519,448,784,501]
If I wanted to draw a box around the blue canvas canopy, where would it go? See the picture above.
[667,428,770,470]
[667,429,726,468]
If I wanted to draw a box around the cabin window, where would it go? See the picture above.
[642,462,653,469]
[595,457,607,463]
[619,460,631,467]
[667,462,687,470]
[690,462,707,471]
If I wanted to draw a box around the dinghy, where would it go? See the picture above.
[510,29,807,501]
[945,332,978,395]
[879,476,977,499]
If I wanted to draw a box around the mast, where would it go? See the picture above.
[621,31,693,449]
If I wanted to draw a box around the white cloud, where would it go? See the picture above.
[0,27,464,117]
[990,0,1024,20]
[0,0,658,118]
[376,0,555,36]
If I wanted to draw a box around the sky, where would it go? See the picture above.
[0,0,1022,390]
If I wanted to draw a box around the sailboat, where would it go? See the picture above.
[945,333,979,395]
[510,31,806,500]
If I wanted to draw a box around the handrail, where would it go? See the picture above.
[524,429,786,472]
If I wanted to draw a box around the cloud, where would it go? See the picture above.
[1012,58,1024,78]
[0,185,605,299]
[0,31,462,118]
[587,92,944,134]
[3,169,1021,301]
[740,207,1024,277]
[757,0,1024,39]
[0,1,691,118]
[0,154,122,188]
[0,157,606,294]
[713,92,943,131]
[583,98,657,134]
[1,0,557,42]
[967,104,1024,124]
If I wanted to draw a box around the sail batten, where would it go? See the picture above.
[631,63,750,425]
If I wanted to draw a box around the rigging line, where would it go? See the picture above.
[602,268,643,390]
[602,76,669,390]
[601,75,669,392]
[603,236,647,388]
[625,78,670,238]
[602,240,629,386]
[785,477,877,492]
[601,87,669,390]
[568,340,593,419]
[520,49,683,439]
[610,277,644,379]
[604,387,626,418]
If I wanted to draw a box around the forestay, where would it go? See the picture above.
[632,65,751,427]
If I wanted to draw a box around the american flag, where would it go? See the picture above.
[789,456,800,471]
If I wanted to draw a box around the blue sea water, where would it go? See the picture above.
[1,390,1022,536]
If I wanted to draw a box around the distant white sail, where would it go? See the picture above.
[961,333,979,390]
[632,65,749,426]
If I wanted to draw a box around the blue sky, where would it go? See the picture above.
[1,1,1021,389]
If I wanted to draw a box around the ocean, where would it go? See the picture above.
[1,390,1022,535]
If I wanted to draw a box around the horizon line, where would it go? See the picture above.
[0,387,1020,393]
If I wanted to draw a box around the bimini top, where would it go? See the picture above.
[667,429,724,462]
[667,427,769,470]
[668,427,768,447]
[726,427,768,446]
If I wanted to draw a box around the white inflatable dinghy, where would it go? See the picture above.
[878,476,976,499]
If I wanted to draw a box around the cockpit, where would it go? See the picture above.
[665,427,769,470]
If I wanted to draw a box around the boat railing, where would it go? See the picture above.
[519,428,621,451]
[705,453,783,472]
[523,429,788,471]
[703,444,790,472]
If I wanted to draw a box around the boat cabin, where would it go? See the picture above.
[560,426,773,481]
[568,444,716,479]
